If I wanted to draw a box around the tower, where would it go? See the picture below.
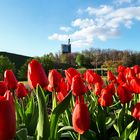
[61,39,71,54]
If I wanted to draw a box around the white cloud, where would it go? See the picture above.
[48,33,69,41]
[48,5,140,48]
[86,5,113,16]
[59,26,71,32]
[72,18,95,29]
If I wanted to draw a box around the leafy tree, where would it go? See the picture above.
[0,55,16,80]
[76,54,86,67]
[18,55,54,81]
[17,58,32,81]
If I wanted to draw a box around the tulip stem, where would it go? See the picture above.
[78,133,80,140]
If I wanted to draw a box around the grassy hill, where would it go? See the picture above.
[0,52,32,69]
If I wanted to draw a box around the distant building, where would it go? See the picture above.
[61,39,71,54]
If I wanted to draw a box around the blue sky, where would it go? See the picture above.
[0,0,140,56]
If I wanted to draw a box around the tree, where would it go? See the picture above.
[18,55,55,81]
[76,54,86,67]
[17,58,32,81]
[0,55,16,80]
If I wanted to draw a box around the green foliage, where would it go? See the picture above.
[18,55,54,81]
[35,54,54,74]
[76,54,86,67]
[0,55,16,80]
[77,67,87,74]
[18,58,32,81]
[101,60,123,74]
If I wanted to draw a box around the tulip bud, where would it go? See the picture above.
[117,83,132,104]
[65,68,80,85]
[57,80,68,103]
[0,81,7,96]
[72,102,90,134]
[71,75,87,96]
[47,69,63,92]
[98,88,113,107]
[0,90,16,140]
[130,77,140,94]
[133,65,140,75]
[16,83,28,98]
[131,103,140,121]
[4,70,18,90]
[85,70,103,85]
[117,65,126,73]
[107,71,117,83]
[28,59,48,89]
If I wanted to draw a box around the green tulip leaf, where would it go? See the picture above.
[49,91,72,140]
[58,126,74,133]
[129,128,138,140]
[16,128,28,140]
[120,121,134,140]
[52,91,72,115]
[36,85,50,140]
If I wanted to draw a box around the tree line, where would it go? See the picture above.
[0,48,140,81]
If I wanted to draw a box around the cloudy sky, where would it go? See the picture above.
[0,0,140,56]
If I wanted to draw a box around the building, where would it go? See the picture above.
[61,39,71,54]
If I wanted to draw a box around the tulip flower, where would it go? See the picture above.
[107,83,116,95]
[131,102,140,121]
[47,69,63,92]
[117,65,126,73]
[94,82,102,96]
[0,90,16,140]
[28,59,48,89]
[72,102,90,134]
[4,70,18,90]
[124,67,135,82]
[16,83,28,98]
[71,75,87,96]
[65,68,80,85]
[117,83,132,104]
[130,77,140,94]
[107,71,117,83]
[0,81,7,96]
[57,80,68,103]
[133,65,140,75]
[85,69,103,85]
[98,88,113,107]
[117,72,126,85]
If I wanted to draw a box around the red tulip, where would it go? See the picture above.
[57,80,68,103]
[130,77,140,94]
[117,65,126,73]
[0,90,16,140]
[117,83,132,104]
[65,68,80,85]
[16,83,28,98]
[107,71,117,83]
[133,65,140,75]
[0,81,7,96]
[131,103,140,121]
[85,70,103,85]
[72,102,90,134]
[98,88,113,107]
[124,67,135,82]
[107,83,116,95]
[71,75,87,96]
[28,59,48,89]
[117,72,126,85]
[47,69,63,92]
[94,82,102,96]
[4,70,18,90]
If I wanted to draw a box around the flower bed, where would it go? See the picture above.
[0,60,140,140]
